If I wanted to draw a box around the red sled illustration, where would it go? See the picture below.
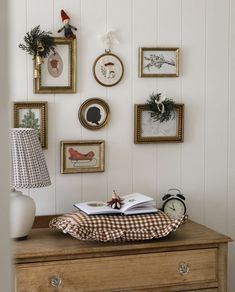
[68,148,97,167]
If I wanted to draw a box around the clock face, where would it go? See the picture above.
[163,198,186,219]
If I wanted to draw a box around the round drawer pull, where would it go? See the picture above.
[50,275,62,287]
[178,263,190,275]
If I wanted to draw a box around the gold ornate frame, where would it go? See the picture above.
[13,101,48,148]
[134,104,184,143]
[34,37,76,93]
[61,140,105,174]
[93,53,124,87]
[78,98,110,130]
[139,47,179,77]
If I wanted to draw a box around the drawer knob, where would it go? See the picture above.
[50,275,62,287]
[179,263,190,275]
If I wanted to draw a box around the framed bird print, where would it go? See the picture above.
[93,53,124,87]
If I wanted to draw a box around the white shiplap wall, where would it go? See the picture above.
[9,0,235,290]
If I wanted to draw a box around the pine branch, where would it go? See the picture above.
[19,25,55,59]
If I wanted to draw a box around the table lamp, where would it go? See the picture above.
[10,128,51,239]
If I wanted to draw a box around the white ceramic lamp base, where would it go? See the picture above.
[10,189,36,240]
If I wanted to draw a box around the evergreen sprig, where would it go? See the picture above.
[19,25,55,59]
[146,92,176,123]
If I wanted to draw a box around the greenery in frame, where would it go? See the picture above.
[146,92,176,123]
[19,109,40,140]
[144,54,175,71]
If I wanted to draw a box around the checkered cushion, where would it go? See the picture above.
[49,211,187,242]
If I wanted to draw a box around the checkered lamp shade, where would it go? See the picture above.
[11,128,51,189]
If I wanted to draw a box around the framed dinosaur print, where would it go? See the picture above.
[139,47,179,77]
[60,140,105,174]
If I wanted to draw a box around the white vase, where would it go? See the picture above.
[10,189,36,239]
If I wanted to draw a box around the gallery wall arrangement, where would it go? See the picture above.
[9,1,235,290]
[15,10,184,172]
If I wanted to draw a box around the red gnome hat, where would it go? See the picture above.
[61,9,70,22]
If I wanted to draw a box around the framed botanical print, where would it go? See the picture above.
[34,37,76,93]
[139,47,179,77]
[61,140,105,174]
[13,101,48,148]
[93,53,124,87]
[134,104,184,143]
[78,98,110,130]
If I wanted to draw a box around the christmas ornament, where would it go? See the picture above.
[146,92,176,123]
[107,190,123,209]
[58,9,77,39]
[19,25,55,79]
[98,31,119,53]
[93,30,124,87]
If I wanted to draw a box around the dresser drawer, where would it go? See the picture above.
[16,248,217,292]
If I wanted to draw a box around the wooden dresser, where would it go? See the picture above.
[14,220,232,292]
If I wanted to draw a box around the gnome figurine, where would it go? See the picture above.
[58,9,77,39]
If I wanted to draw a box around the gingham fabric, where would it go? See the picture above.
[49,210,188,242]
[11,128,51,188]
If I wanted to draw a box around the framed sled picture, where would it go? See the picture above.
[34,37,76,93]
[13,101,48,148]
[60,140,105,174]
[93,53,124,87]
[78,98,110,130]
[134,104,184,143]
[139,47,179,77]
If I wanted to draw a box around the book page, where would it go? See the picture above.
[120,193,155,212]
[74,201,120,215]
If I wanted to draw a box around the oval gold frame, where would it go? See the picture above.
[93,53,124,87]
[79,98,110,130]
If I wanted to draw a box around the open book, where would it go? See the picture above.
[73,193,157,215]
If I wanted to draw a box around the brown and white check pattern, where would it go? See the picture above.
[49,210,188,242]
[11,128,51,188]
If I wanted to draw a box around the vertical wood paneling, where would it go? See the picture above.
[204,0,230,233]
[157,0,182,205]
[54,0,82,213]
[79,0,107,202]
[132,0,157,199]
[9,0,27,102]
[106,0,133,198]
[181,0,206,223]
[26,0,56,215]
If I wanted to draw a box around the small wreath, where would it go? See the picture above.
[19,25,55,60]
[146,92,176,123]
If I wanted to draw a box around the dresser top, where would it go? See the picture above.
[14,220,232,263]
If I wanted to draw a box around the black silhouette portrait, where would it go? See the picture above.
[86,106,102,125]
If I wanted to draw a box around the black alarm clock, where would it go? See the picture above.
[162,188,186,219]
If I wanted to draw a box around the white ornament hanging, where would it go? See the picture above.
[98,30,119,52]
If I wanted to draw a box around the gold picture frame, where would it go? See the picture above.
[134,104,184,143]
[34,37,76,94]
[139,47,179,77]
[13,101,48,148]
[61,140,105,174]
[93,53,124,87]
[78,98,110,130]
